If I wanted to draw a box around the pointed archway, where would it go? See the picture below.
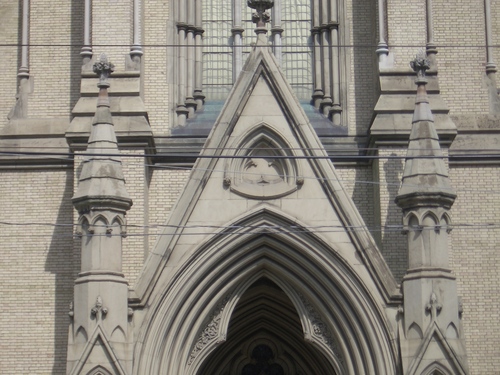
[134,208,398,374]
[197,278,337,374]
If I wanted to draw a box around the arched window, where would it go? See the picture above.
[171,0,345,129]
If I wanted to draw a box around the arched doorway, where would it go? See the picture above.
[197,278,336,374]
[134,210,398,374]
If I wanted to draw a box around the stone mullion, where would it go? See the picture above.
[176,0,189,126]
[311,0,324,108]
[81,0,92,64]
[130,0,143,61]
[194,0,205,110]
[376,0,389,65]
[186,27,197,116]
[329,25,341,125]
[19,0,30,78]
[271,2,283,65]
[425,0,436,58]
[320,24,333,116]
[484,0,497,76]
[329,0,342,125]
[232,0,244,81]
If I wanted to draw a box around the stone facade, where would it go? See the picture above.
[0,0,499,374]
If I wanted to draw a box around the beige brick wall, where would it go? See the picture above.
[336,164,375,232]
[387,0,426,68]
[449,165,500,375]
[0,2,20,125]
[0,169,75,375]
[143,0,171,134]
[433,0,490,114]
[28,0,77,118]
[147,166,191,252]
[121,149,147,285]
[92,0,132,68]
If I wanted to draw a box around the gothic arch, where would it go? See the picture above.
[134,208,398,374]
[224,123,302,199]
[421,362,454,375]
[86,365,113,375]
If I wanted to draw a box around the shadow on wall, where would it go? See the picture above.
[70,0,84,114]
[382,153,406,282]
[351,0,379,136]
[45,169,77,375]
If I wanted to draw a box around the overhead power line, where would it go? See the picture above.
[1,150,499,161]
[0,43,499,49]
[0,220,499,238]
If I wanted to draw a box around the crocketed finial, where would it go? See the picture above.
[247,0,274,29]
[410,50,431,83]
[93,53,115,88]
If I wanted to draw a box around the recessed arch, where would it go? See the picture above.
[421,361,454,375]
[196,278,338,374]
[225,123,302,199]
[86,365,113,375]
[133,209,398,375]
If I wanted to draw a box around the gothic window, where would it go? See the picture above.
[172,0,345,128]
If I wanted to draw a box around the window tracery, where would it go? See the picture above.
[172,0,345,127]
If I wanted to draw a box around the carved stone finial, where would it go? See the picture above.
[410,50,431,82]
[93,53,115,88]
[247,0,274,28]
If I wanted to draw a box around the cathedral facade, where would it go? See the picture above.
[0,0,499,374]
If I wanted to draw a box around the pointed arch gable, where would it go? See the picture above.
[134,43,399,307]
[406,323,468,375]
[134,208,398,375]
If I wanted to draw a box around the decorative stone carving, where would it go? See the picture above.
[93,54,115,87]
[410,51,430,81]
[68,301,74,319]
[76,213,128,238]
[188,295,230,365]
[91,296,108,321]
[298,294,343,365]
[425,292,442,321]
[225,125,302,200]
[247,0,274,28]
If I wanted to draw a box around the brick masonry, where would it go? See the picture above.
[0,0,499,373]
[0,169,75,375]
[450,165,500,375]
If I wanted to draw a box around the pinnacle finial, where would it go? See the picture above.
[93,53,115,88]
[247,0,274,28]
[410,50,431,83]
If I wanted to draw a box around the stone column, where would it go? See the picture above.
[425,0,437,67]
[81,0,92,64]
[376,0,389,66]
[194,0,205,110]
[311,0,324,108]
[130,0,143,63]
[270,2,283,65]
